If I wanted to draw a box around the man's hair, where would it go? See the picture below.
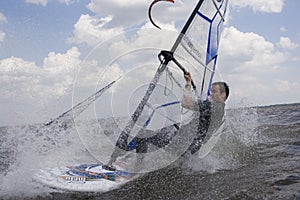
[212,82,229,100]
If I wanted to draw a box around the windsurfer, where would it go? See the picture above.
[106,72,229,170]
[181,72,229,154]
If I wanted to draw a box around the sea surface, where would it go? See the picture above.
[0,103,299,200]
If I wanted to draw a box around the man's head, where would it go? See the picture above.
[210,82,229,103]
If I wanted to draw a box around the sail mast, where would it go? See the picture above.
[170,0,204,53]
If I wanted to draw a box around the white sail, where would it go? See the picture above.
[129,0,229,132]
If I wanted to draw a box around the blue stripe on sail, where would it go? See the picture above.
[197,11,212,23]
[197,2,225,65]
[207,58,217,98]
[127,138,137,151]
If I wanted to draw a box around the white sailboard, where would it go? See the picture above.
[35,162,140,192]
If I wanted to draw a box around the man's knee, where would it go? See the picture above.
[136,138,148,153]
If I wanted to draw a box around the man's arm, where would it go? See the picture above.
[181,72,197,110]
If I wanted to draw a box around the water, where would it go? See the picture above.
[0,103,299,199]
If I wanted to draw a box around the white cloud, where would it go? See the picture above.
[276,37,299,50]
[280,26,287,32]
[0,57,39,77]
[271,79,300,105]
[0,13,7,44]
[0,47,80,125]
[86,0,148,27]
[275,79,299,92]
[0,51,77,97]
[217,26,297,107]
[0,12,7,24]
[0,57,45,125]
[86,0,195,28]
[0,31,5,43]
[43,47,80,74]
[24,0,47,6]
[68,14,124,46]
[24,0,76,6]
[42,47,82,96]
[68,0,193,47]
[57,0,76,5]
[107,23,177,60]
[220,26,286,72]
[230,0,285,13]
[0,45,127,125]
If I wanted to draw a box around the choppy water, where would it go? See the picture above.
[0,103,299,200]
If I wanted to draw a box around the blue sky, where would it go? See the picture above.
[0,0,299,126]
[230,1,300,50]
[0,0,92,64]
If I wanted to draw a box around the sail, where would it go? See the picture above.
[107,0,229,171]
[121,0,228,133]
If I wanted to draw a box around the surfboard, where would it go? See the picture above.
[34,162,140,192]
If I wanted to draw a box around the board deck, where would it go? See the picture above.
[34,163,140,192]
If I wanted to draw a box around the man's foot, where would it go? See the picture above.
[102,164,117,171]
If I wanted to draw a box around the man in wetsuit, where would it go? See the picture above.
[181,72,229,154]
[106,72,229,169]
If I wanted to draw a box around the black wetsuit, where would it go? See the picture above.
[129,100,225,155]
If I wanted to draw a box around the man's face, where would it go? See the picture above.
[210,84,226,103]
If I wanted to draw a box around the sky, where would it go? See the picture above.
[0,0,299,126]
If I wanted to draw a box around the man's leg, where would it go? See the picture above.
[106,131,129,170]
[147,123,179,148]
[135,137,148,172]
